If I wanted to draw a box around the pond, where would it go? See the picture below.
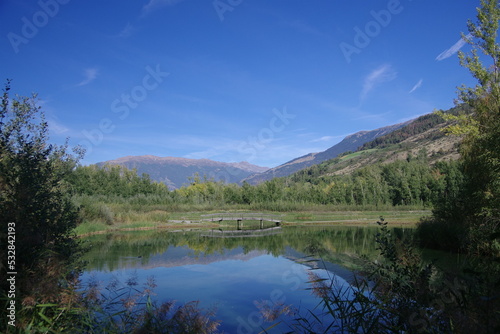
[80,226,413,333]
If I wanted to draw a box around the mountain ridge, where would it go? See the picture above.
[287,109,465,181]
[97,156,269,189]
[242,121,412,185]
[108,155,268,172]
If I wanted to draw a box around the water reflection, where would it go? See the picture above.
[82,226,407,271]
[80,226,412,333]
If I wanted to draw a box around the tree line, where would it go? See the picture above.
[68,150,463,210]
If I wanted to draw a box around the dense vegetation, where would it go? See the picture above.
[70,164,168,197]
[0,82,85,329]
[416,0,500,257]
[70,151,461,219]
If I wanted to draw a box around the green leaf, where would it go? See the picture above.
[37,311,53,325]
[36,303,59,308]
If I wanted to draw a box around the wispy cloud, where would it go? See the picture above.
[352,111,392,122]
[141,0,185,17]
[310,135,343,143]
[360,64,397,101]
[311,136,335,143]
[284,20,327,38]
[47,119,69,135]
[118,22,135,38]
[409,79,423,94]
[77,68,98,87]
[436,33,472,61]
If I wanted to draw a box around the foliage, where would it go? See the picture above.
[423,0,500,256]
[76,275,221,334]
[0,81,86,332]
[154,151,459,209]
[14,274,221,334]
[292,220,500,333]
[69,164,169,197]
[67,153,464,228]
[416,160,468,251]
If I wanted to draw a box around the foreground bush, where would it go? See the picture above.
[15,275,221,334]
[0,81,84,332]
[288,220,500,333]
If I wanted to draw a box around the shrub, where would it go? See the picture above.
[0,81,84,331]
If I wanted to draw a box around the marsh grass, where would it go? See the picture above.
[16,274,221,334]
[288,271,381,333]
[74,221,111,235]
[79,274,220,334]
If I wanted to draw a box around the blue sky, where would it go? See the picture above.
[0,0,479,167]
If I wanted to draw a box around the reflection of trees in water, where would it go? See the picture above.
[82,226,414,271]
[304,239,327,257]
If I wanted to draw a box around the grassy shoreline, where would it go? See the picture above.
[74,208,428,236]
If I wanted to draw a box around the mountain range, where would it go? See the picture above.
[286,111,462,180]
[242,121,411,184]
[97,108,462,189]
[97,156,269,189]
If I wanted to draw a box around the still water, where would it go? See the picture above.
[80,226,402,333]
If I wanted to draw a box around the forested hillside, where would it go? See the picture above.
[243,121,409,184]
[293,108,465,179]
[360,104,469,150]
[243,105,467,185]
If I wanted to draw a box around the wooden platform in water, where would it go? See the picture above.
[201,226,283,238]
[201,212,282,223]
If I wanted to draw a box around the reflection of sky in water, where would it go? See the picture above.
[82,249,351,333]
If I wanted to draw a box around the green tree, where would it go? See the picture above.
[435,0,500,254]
[0,81,83,329]
[69,164,169,197]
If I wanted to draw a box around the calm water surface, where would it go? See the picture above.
[80,226,408,333]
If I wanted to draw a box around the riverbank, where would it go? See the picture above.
[74,209,428,236]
